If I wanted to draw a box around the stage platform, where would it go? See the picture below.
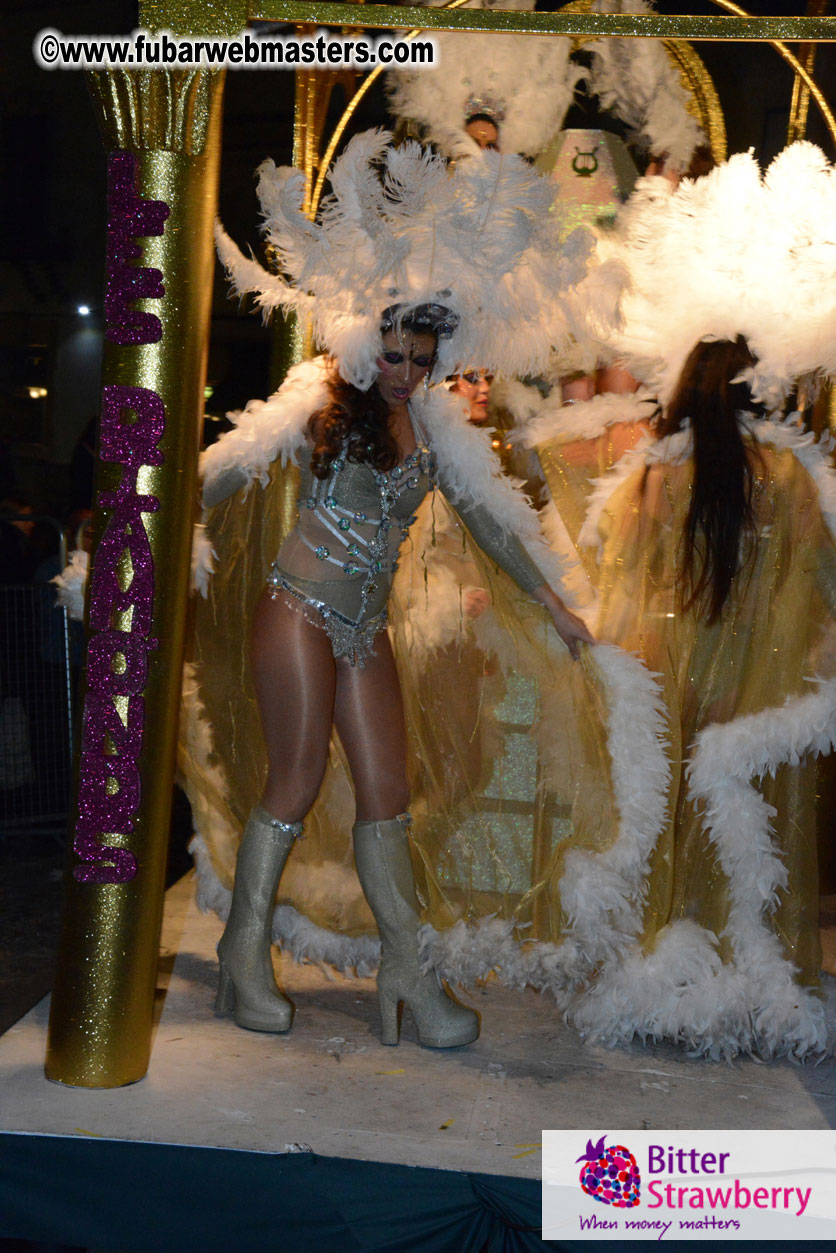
[2,876,836,1250]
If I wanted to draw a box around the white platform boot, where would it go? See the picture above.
[215,805,303,1033]
[353,813,480,1048]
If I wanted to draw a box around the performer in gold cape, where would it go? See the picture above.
[568,337,836,1059]
[182,131,675,1052]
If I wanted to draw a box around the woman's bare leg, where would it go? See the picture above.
[216,589,338,1034]
[333,631,409,819]
[335,632,479,1047]
[250,588,337,819]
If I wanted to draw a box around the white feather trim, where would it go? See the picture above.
[191,524,216,599]
[580,416,836,557]
[578,426,686,551]
[684,681,836,1060]
[417,385,579,603]
[419,639,670,999]
[568,417,836,1059]
[539,490,598,619]
[200,357,329,500]
[519,387,658,449]
[51,549,89,623]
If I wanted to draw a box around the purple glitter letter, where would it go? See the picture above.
[105,151,170,346]
[100,385,166,468]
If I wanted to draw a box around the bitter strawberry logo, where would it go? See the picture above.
[577,1135,641,1208]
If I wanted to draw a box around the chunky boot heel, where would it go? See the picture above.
[378,986,401,1046]
[354,813,480,1049]
[215,963,235,1017]
[215,805,303,1035]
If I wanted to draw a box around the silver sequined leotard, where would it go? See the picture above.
[268,413,545,666]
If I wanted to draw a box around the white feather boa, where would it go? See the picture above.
[197,363,580,605]
[415,384,580,602]
[516,387,659,451]
[200,357,330,497]
[570,416,836,1058]
[186,637,673,1013]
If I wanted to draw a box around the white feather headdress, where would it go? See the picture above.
[215,129,603,388]
[597,142,836,407]
[586,0,705,173]
[387,0,585,160]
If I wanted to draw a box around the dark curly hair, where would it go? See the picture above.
[308,313,441,479]
[309,361,400,479]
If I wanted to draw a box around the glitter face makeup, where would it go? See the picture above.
[375,328,436,411]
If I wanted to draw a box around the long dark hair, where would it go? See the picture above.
[309,361,400,480]
[654,336,762,624]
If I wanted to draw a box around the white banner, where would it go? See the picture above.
[543,1130,836,1241]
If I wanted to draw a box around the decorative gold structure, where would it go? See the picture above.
[787,0,830,144]
[45,32,234,1084]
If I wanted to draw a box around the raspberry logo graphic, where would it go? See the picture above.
[577,1135,641,1208]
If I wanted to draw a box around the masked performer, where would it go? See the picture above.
[199,133,597,1047]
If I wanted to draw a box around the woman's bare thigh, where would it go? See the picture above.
[249,588,337,820]
[333,631,409,821]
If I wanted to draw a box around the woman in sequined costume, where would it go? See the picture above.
[203,311,592,1049]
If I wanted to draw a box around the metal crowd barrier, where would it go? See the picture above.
[0,516,76,842]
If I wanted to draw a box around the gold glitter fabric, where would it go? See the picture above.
[538,415,653,583]
[181,463,621,959]
[594,435,836,988]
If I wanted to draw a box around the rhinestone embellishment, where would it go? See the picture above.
[315,545,329,560]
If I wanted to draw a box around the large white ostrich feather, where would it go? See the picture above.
[597,142,836,406]
[387,0,585,159]
[587,0,704,172]
[215,130,612,388]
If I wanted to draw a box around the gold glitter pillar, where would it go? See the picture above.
[45,66,226,1087]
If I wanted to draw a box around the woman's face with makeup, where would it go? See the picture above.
[452,370,493,424]
[375,328,437,410]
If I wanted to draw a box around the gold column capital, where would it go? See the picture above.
[87,68,225,156]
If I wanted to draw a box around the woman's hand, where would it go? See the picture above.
[463,587,491,619]
[532,585,595,660]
